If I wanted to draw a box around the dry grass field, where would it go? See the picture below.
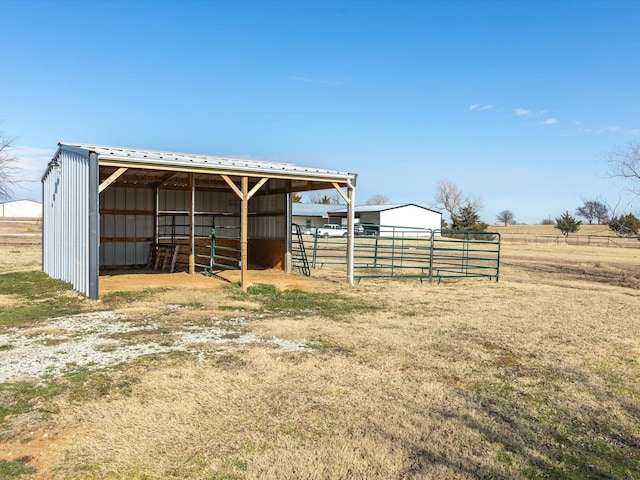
[0,220,639,479]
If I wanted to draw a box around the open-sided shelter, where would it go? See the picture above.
[41,143,357,298]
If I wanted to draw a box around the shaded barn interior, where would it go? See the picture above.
[100,169,290,273]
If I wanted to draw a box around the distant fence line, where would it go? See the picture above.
[500,233,640,248]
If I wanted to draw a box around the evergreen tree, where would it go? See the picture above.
[451,204,489,231]
[609,213,640,236]
[554,211,581,236]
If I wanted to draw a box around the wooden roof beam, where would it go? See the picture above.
[98,167,127,193]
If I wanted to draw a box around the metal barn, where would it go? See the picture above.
[0,200,42,218]
[329,204,441,235]
[41,143,357,298]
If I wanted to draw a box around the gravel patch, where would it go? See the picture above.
[0,311,310,382]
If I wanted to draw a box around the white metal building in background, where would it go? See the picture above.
[0,199,42,218]
[291,203,333,231]
[329,203,442,235]
[41,143,357,298]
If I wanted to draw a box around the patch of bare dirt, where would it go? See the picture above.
[1,426,85,480]
[99,268,341,296]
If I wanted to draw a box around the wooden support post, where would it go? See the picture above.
[189,173,195,274]
[220,175,268,293]
[241,176,249,292]
[347,180,355,286]
[333,181,355,286]
[285,190,293,274]
[153,186,159,246]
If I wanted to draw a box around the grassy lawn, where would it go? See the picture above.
[0,231,639,479]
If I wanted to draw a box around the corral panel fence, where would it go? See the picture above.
[500,233,640,248]
[304,225,501,282]
[431,230,500,282]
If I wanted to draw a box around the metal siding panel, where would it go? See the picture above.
[136,215,147,237]
[126,215,135,239]
[160,189,170,211]
[107,243,116,265]
[102,214,115,237]
[114,242,127,264]
[42,167,53,274]
[101,187,114,209]
[159,188,168,211]
[141,188,149,210]
[249,193,285,239]
[136,242,149,264]
[195,190,206,212]
[125,241,135,264]
[100,186,154,267]
[116,186,126,210]
[178,190,188,211]
[43,149,91,297]
[115,215,126,237]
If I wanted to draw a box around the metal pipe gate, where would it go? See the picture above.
[304,225,500,282]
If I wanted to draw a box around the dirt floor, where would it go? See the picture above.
[98,267,341,295]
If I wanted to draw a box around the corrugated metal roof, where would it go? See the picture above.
[330,203,442,214]
[58,143,356,182]
[292,203,337,217]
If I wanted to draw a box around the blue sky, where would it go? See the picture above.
[2,0,639,224]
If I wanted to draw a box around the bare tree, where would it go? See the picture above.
[307,191,343,205]
[433,179,483,224]
[575,199,609,224]
[0,132,18,202]
[365,194,390,205]
[496,209,516,226]
[607,142,640,197]
[433,179,463,221]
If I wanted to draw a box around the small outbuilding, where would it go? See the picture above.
[291,203,333,232]
[0,199,42,218]
[329,203,442,235]
[41,143,357,298]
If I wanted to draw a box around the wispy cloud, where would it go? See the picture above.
[289,76,345,86]
[597,125,640,135]
[14,146,54,180]
[598,126,622,134]
[469,103,496,111]
[514,108,530,116]
[540,118,557,125]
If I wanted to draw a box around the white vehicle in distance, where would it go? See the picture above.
[315,224,347,238]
